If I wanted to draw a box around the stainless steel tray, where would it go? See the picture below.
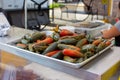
[0,39,114,68]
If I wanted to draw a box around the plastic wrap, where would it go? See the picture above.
[0,63,42,80]
[0,13,10,37]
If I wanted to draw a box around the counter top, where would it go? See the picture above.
[0,27,119,80]
[0,27,33,43]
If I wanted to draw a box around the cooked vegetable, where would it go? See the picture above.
[33,41,48,46]
[58,38,77,45]
[105,40,111,47]
[33,45,48,52]
[60,36,73,40]
[60,29,73,37]
[81,44,96,53]
[60,33,85,40]
[92,39,102,46]
[63,56,77,63]
[84,51,94,60]
[62,49,83,58]
[16,43,27,49]
[86,35,95,43]
[76,38,88,48]
[76,58,84,63]
[52,51,64,59]
[51,32,60,41]
[45,50,60,57]
[21,39,29,44]
[24,33,31,40]
[58,44,80,51]
[31,32,46,42]
[36,36,53,44]
[73,34,86,40]
[28,44,34,52]
[96,42,106,52]
[42,42,58,55]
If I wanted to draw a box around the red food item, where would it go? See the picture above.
[16,43,27,48]
[105,40,111,46]
[92,39,102,46]
[45,50,60,57]
[62,49,83,58]
[36,36,53,44]
[60,29,73,37]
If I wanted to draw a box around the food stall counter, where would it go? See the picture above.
[0,27,119,80]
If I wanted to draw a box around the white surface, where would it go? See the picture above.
[0,27,33,43]
[24,63,81,80]
[0,13,10,27]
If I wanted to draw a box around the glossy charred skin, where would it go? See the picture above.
[63,56,77,63]
[51,32,60,41]
[96,42,106,52]
[81,44,96,53]
[30,32,46,42]
[76,38,88,48]
[92,39,102,46]
[42,42,58,55]
[58,38,77,45]
[58,44,80,51]
[52,51,64,60]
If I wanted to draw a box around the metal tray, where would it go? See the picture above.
[0,38,114,69]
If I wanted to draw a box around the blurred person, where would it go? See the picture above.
[102,1,120,46]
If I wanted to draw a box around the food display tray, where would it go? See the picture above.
[0,38,114,69]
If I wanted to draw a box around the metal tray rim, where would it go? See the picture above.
[5,38,114,68]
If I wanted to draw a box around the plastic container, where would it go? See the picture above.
[75,22,112,37]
